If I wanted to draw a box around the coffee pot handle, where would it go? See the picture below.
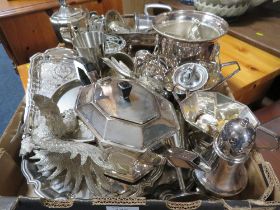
[256,126,280,151]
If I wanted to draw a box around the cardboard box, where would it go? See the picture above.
[1,100,280,209]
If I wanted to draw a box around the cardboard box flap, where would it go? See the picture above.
[0,99,25,160]
[7,197,280,210]
[0,149,24,196]
[0,196,18,210]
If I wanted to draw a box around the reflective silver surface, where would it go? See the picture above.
[21,47,167,198]
[105,4,172,47]
[180,92,259,137]
[50,5,86,25]
[105,35,126,55]
[135,49,239,96]
[195,157,248,197]
[144,3,172,16]
[73,31,105,58]
[179,91,259,155]
[106,13,156,47]
[52,80,81,113]
[153,11,228,66]
[102,52,135,78]
[194,118,255,197]
[190,102,258,197]
[21,47,111,198]
[102,57,134,78]
[105,10,130,33]
[94,78,159,124]
[22,157,165,199]
[20,42,278,201]
[166,147,211,172]
[75,77,179,152]
[153,10,228,43]
[173,63,209,92]
[50,1,87,42]
[101,145,165,183]
[23,47,78,123]
[72,31,105,74]
[63,31,126,55]
[214,118,256,163]
[106,11,152,33]
[134,50,173,93]
[22,7,278,200]
[155,35,220,66]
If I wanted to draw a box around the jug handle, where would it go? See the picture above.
[256,126,280,151]
[208,61,240,91]
[144,3,172,16]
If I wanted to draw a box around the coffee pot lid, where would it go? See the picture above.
[50,0,86,25]
[214,117,256,163]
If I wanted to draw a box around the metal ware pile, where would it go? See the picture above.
[20,0,280,201]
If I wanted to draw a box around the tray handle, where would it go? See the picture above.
[144,3,172,16]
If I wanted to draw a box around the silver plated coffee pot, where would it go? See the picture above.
[166,117,257,197]
[50,0,87,43]
[194,117,256,197]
